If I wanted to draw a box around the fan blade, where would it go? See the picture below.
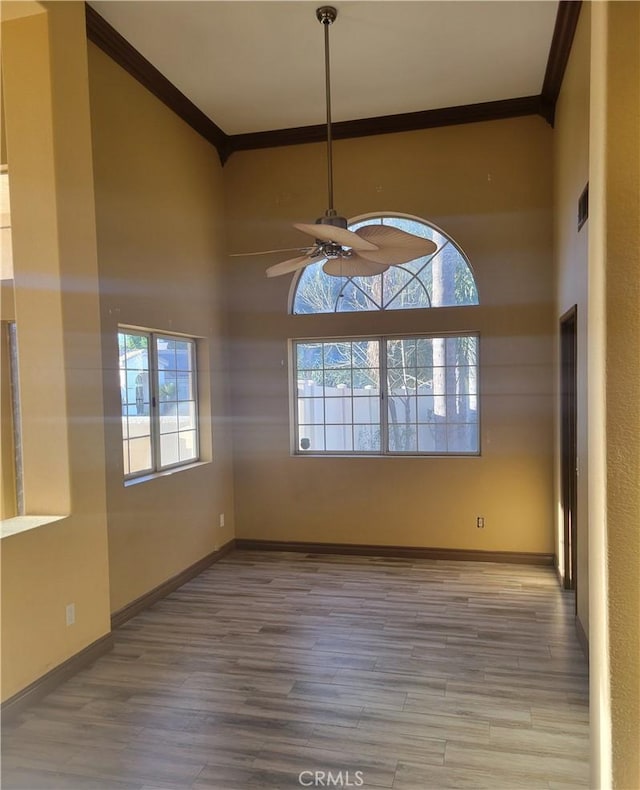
[294,222,378,251]
[266,254,324,278]
[230,246,313,257]
[323,254,389,278]
[354,224,437,265]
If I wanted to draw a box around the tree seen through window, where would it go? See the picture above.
[292,215,478,314]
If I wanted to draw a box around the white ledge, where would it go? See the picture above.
[124,460,211,487]
[0,515,67,540]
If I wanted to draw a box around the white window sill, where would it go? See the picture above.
[124,460,210,487]
[0,515,67,540]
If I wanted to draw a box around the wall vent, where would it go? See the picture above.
[578,183,589,230]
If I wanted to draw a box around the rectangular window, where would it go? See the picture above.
[118,329,198,478]
[294,334,479,456]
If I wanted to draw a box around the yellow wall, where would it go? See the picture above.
[1,2,111,700]
[553,5,590,633]
[588,3,640,786]
[1,322,17,518]
[224,117,555,553]
[602,4,640,786]
[87,45,235,614]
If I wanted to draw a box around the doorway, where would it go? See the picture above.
[560,306,578,596]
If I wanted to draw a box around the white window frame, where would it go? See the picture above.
[118,328,199,480]
[292,333,480,457]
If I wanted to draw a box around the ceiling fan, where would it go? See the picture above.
[234,6,437,279]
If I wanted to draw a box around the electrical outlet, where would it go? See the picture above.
[476,516,485,529]
[219,513,225,528]
[65,603,75,626]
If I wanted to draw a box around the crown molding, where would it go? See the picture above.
[228,96,544,155]
[85,1,581,162]
[540,0,583,125]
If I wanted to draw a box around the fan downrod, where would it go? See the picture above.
[316,6,337,25]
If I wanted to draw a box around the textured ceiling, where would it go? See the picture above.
[88,1,559,136]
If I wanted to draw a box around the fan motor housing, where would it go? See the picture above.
[316,213,348,229]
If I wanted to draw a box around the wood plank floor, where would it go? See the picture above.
[1,551,590,789]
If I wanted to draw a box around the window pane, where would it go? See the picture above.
[158,371,177,401]
[384,267,431,311]
[177,401,197,431]
[175,340,193,371]
[417,396,436,423]
[297,398,325,425]
[454,395,478,423]
[128,401,150,418]
[298,425,325,452]
[297,372,324,396]
[326,425,353,452]
[293,261,344,314]
[352,340,379,368]
[324,341,352,368]
[388,396,416,424]
[456,366,477,395]
[386,338,416,367]
[129,436,152,474]
[418,424,447,453]
[157,336,199,469]
[160,433,179,467]
[353,368,379,392]
[128,415,150,438]
[119,331,151,477]
[354,424,380,452]
[121,333,149,370]
[349,276,382,309]
[178,431,198,462]
[325,396,352,424]
[176,372,194,400]
[121,357,147,414]
[415,368,434,391]
[431,367,449,396]
[353,397,379,423]
[156,338,177,371]
[126,385,146,409]
[127,348,148,371]
[159,402,178,434]
[455,336,479,365]
[387,370,417,395]
[324,370,351,391]
[335,281,379,313]
[446,424,478,453]
[389,424,417,453]
[297,343,323,370]
[415,338,435,365]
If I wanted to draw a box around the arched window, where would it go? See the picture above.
[292,214,478,315]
